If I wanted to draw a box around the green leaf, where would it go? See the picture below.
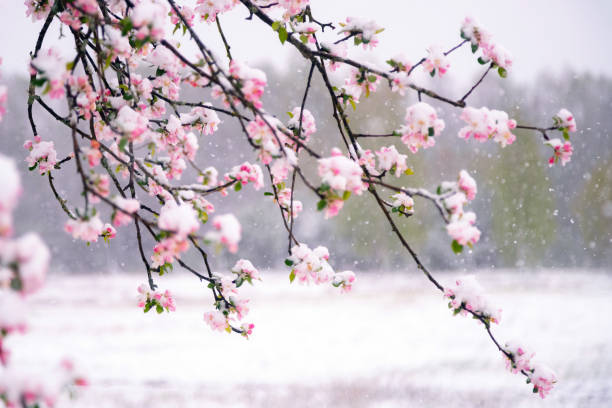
[497,66,508,78]
[156,304,163,314]
[263,191,274,196]
[342,190,351,201]
[285,259,294,266]
[404,168,414,176]
[289,270,296,283]
[234,182,242,192]
[118,137,128,152]
[271,21,280,31]
[428,127,434,137]
[28,163,38,171]
[317,199,327,211]
[278,26,288,44]
[367,75,377,83]
[286,111,294,118]
[349,98,356,111]
[477,56,488,65]
[451,240,464,254]
[562,128,570,141]
[471,43,478,53]
[391,207,398,213]
[429,68,436,77]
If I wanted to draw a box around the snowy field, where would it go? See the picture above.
[9,270,612,407]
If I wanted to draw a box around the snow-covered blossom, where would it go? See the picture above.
[545,138,573,167]
[0,86,7,123]
[287,107,316,141]
[460,16,492,48]
[195,0,237,23]
[198,166,219,188]
[482,43,513,71]
[102,223,116,240]
[105,27,132,59]
[231,259,261,284]
[151,236,188,268]
[64,216,104,242]
[203,310,229,332]
[460,16,513,72]
[343,67,381,101]
[398,102,445,153]
[112,197,140,227]
[114,106,150,141]
[444,275,501,325]
[423,45,450,77]
[227,60,267,109]
[375,145,408,177]
[30,48,68,99]
[206,214,241,253]
[458,170,477,201]
[458,106,517,147]
[338,17,383,49]
[240,322,255,339]
[25,0,52,21]
[170,4,195,26]
[553,108,577,133]
[332,270,356,293]
[286,243,334,285]
[278,0,309,17]
[1,233,50,295]
[446,211,481,246]
[386,53,413,73]
[131,0,168,42]
[137,284,176,313]
[246,115,289,164]
[180,105,220,135]
[318,148,366,195]
[276,188,303,220]
[390,192,414,215]
[528,362,557,398]
[24,137,58,174]
[225,162,264,190]
[158,201,199,237]
[0,290,27,336]
[503,341,535,374]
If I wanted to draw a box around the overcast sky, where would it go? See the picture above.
[1,0,611,84]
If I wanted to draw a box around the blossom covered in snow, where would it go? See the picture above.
[180,105,220,135]
[460,16,513,73]
[458,170,477,201]
[225,162,264,190]
[195,0,237,23]
[278,0,309,17]
[423,45,450,77]
[64,216,104,242]
[338,17,383,49]
[114,105,150,142]
[332,270,356,293]
[287,107,316,141]
[246,115,289,164]
[25,0,52,21]
[446,211,481,247]
[375,145,408,177]
[458,106,517,147]
[502,342,557,398]
[30,47,68,99]
[390,192,414,215]
[1,233,50,296]
[24,137,58,174]
[158,201,199,237]
[137,284,176,313]
[203,310,229,332]
[227,60,267,109]
[231,259,261,285]
[276,187,303,221]
[286,243,334,285]
[318,148,366,195]
[545,138,573,167]
[130,0,168,42]
[0,155,22,237]
[444,275,501,325]
[206,214,241,253]
[0,86,7,123]
[398,102,445,153]
[553,108,577,133]
[528,362,557,398]
[112,197,140,227]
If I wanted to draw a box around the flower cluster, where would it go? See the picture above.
[287,107,317,141]
[195,0,237,23]
[317,148,367,218]
[223,60,267,109]
[30,47,68,99]
[338,17,383,49]
[224,162,265,190]
[546,108,577,166]
[375,145,408,177]
[444,275,501,325]
[64,216,105,243]
[424,45,450,77]
[503,342,557,398]
[390,191,414,216]
[458,106,517,147]
[441,170,481,250]
[461,16,513,74]
[398,102,445,153]
[286,243,355,291]
[205,214,242,253]
[137,283,176,313]
[24,136,58,174]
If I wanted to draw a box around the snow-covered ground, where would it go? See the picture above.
[9,270,612,407]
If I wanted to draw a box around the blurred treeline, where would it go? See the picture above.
[1,59,610,275]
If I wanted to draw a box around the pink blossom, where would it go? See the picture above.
[528,362,557,398]
[130,0,168,42]
[64,216,105,243]
[278,0,309,17]
[332,270,356,293]
[287,107,316,141]
[444,274,501,324]
[545,138,573,166]
[137,284,176,313]
[399,102,445,153]
[375,145,408,177]
[318,148,366,195]
[24,138,58,174]
[338,17,383,49]
[102,223,117,240]
[225,162,264,190]
[206,214,241,253]
[170,4,195,26]
[112,197,140,227]
[554,108,577,132]
[151,236,189,268]
[25,0,52,21]
[195,0,237,23]
[390,192,414,214]
[287,243,335,285]
[458,107,517,147]
[423,45,450,77]
[444,192,467,214]
[8,233,50,295]
[30,48,68,99]
[114,106,150,142]
[276,188,303,221]
[503,341,535,374]
[240,322,255,339]
[228,60,267,109]
[0,155,22,236]
[180,105,220,135]
[324,198,344,219]
[0,85,7,123]
[446,211,481,246]
[231,259,261,283]
[203,310,229,332]
[458,170,477,201]
[246,115,288,164]
[158,201,199,237]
